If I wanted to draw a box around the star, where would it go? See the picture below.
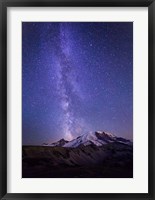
[22,22,133,145]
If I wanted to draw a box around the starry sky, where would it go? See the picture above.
[22,22,133,145]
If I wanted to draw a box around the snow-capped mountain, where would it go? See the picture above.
[47,131,131,148]
[64,131,131,148]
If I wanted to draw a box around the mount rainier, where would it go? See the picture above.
[45,131,132,148]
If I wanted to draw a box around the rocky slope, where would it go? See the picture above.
[23,141,133,178]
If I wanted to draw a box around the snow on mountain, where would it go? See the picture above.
[64,131,106,147]
[63,131,131,148]
[44,131,132,148]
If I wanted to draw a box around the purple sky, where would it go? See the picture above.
[22,22,133,145]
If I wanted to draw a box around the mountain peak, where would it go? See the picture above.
[63,131,131,148]
[44,131,132,148]
[48,138,69,147]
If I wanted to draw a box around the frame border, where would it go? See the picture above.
[0,0,155,199]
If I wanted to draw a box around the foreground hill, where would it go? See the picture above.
[22,142,133,178]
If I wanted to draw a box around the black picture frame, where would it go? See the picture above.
[0,0,155,199]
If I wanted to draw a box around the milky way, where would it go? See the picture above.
[22,22,133,145]
[55,23,82,140]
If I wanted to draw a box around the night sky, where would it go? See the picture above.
[22,22,133,145]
